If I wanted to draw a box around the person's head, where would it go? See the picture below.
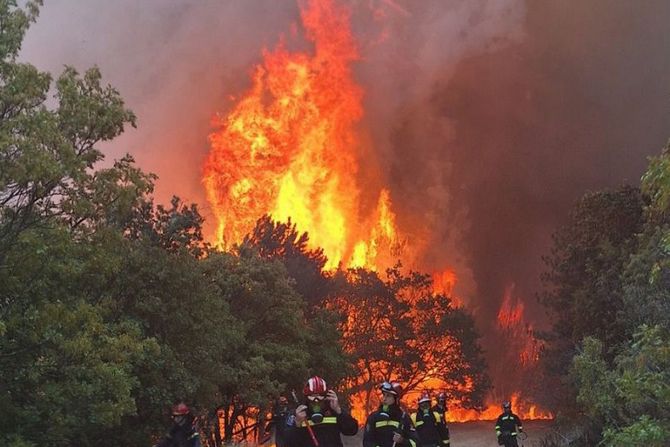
[379,381,402,406]
[304,376,328,403]
[278,396,288,407]
[502,401,512,414]
[304,376,328,422]
[418,392,431,411]
[171,402,190,426]
[437,392,446,405]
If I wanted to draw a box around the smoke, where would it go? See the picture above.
[20,0,670,399]
[384,0,670,324]
[20,0,304,221]
[372,0,670,396]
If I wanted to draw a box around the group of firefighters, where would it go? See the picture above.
[155,376,524,447]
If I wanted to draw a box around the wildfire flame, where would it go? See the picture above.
[203,0,552,424]
[446,392,553,422]
[203,0,400,270]
[497,284,543,366]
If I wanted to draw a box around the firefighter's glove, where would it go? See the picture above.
[295,405,308,426]
[326,390,342,414]
[392,432,404,444]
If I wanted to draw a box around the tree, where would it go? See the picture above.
[572,326,670,446]
[240,215,349,387]
[537,185,645,413]
[201,250,312,443]
[540,142,670,444]
[241,215,330,304]
[330,264,490,416]
[0,2,157,445]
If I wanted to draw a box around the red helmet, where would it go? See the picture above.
[418,391,431,405]
[172,402,190,415]
[304,376,328,396]
[380,381,403,397]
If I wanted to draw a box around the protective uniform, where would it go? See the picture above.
[285,376,358,447]
[494,401,523,447]
[265,396,291,447]
[154,403,201,447]
[363,382,419,447]
[431,392,448,422]
[410,393,449,447]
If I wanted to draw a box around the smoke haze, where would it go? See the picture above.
[20,0,670,398]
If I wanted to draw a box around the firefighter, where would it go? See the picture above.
[285,376,358,447]
[431,392,450,442]
[410,392,450,447]
[264,396,291,447]
[363,382,419,447]
[494,401,523,447]
[432,392,448,422]
[154,402,201,447]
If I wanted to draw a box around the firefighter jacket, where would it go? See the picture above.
[363,404,419,447]
[155,417,201,447]
[284,407,358,447]
[430,405,447,423]
[494,412,523,438]
[410,408,450,446]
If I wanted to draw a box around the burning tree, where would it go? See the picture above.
[329,264,490,420]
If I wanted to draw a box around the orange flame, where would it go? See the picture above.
[447,393,553,421]
[203,0,552,423]
[203,0,400,270]
[497,284,542,366]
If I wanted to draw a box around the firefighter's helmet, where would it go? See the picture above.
[418,391,431,405]
[172,402,190,416]
[304,376,328,396]
[380,381,403,397]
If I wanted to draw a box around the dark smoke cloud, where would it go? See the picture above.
[394,0,670,324]
[376,0,670,396]
[20,0,670,399]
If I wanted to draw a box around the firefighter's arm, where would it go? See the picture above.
[400,413,419,447]
[362,416,377,447]
[337,410,359,436]
[494,415,503,437]
[434,412,450,445]
[515,415,523,432]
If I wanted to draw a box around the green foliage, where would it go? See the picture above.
[0,0,41,63]
[540,185,645,351]
[241,215,330,304]
[240,215,349,385]
[537,186,645,415]
[541,141,670,444]
[641,141,670,215]
[572,326,670,446]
